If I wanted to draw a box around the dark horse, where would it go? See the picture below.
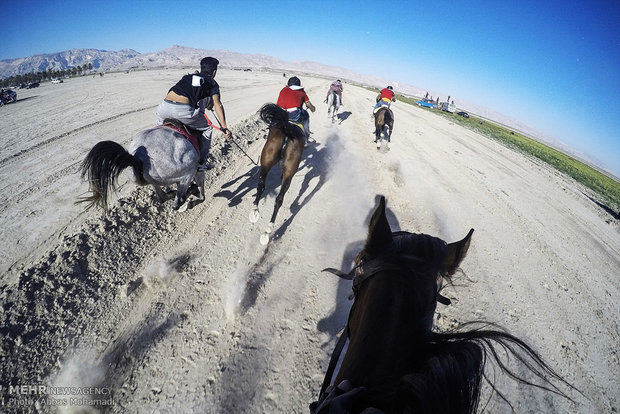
[374,106,394,150]
[250,103,306,244]
[311,197,574,413]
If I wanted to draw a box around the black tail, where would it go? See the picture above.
[77,140,143,210]
[259,103,306,140]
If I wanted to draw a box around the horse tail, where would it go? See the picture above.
[259,103,306,140]
[77,140,143,210]
[393,323,577,413]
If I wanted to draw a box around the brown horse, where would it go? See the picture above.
[374,106,394,149]
[311,196,574,413]
[250,103,306,244]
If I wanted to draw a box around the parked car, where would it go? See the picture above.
[440,102,456,113]
[457,111,469,118]
[1,88,17,105]
[416,98,437,109]
[51,79,63,84]
[27,82,40,88]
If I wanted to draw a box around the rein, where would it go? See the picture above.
[204,112,258,166]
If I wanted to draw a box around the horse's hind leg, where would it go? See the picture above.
[254,165,269,207]
[250,165,271,223]
[270,174,290,224]
[270,143,302,224]
[193,172,206,203]
[173,175,193,210]
[254,131,282,208]
[375,125,383,149]
[152,185,168,202]
[374,115,382,143]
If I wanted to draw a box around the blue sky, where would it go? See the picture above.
[2,0,619,176]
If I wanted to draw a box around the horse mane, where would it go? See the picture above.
[340,320,576,414]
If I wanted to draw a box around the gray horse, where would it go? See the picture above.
[327,90,341,124]
[78,126,205,211]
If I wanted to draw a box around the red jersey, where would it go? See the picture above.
[277,86,309,110]
[379,88,395,102]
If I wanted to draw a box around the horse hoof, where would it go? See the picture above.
[260,233,270,245]
[178,202,189,212]
[249,209,260,223]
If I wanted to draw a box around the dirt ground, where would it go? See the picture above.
[0,69,618,413]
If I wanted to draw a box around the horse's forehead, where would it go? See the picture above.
[367,232,442,255]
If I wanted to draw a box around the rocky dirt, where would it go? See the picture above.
[0,69,617,413]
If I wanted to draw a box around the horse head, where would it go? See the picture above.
[336,197,473,389]
[314,196,573,413]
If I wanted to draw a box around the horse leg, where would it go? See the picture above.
[269,141,302,224]
[251,129,282,223]
[254,165,270,207]
[173,175,193,210]
[194,171,206,203]
[327,94,333,118]
[152,185,168,202]
[375,124,383,148]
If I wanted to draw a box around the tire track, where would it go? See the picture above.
[0,104,157,167]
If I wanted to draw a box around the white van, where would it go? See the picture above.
[440,102,456,113]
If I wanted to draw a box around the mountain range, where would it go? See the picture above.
[0,45,590,165]
[0,48,140,78]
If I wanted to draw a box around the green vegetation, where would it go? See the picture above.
[435,109,619,213]
[380,87,619,213]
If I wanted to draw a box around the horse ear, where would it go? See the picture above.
[366,196,393,253]
[442,229,474,275]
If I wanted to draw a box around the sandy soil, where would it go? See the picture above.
[0,69,618,413]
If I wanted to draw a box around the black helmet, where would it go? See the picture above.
[287,76,301,87]
[387,86,393,90]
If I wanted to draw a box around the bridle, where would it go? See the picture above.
[319,231,451,410]
[315,238,453,408]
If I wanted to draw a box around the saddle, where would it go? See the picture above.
[159,118,201,154]
[373,103,390,115]
[284,110,307,136]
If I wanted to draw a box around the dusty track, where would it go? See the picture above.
[0,69,617,413]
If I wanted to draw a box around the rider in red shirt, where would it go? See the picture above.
[373,85,395,112]
[277,76,316,140]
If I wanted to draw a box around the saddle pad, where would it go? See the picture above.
[158,122,200,155]
[373,104,389,114]
[284,121,305,135]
